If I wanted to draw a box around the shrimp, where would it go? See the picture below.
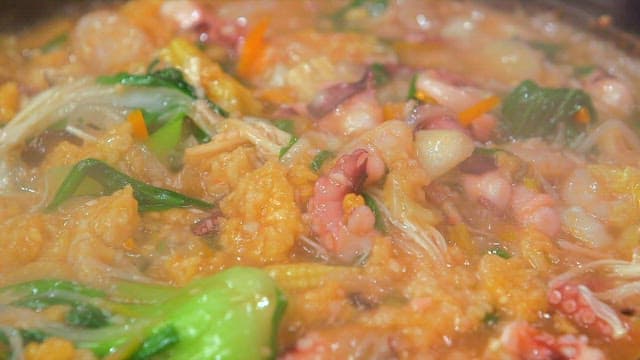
[413,71,497,141]
[72,10,152,73]
[506,138,581,182]
[461,169,512,212]
[318,90,383,138]
[510,185,560,238]
[582,70,635,119]
[498,321,605,360]
[307,149,381,262]
[416,70,490,112]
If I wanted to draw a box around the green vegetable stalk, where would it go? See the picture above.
[0,267,287,360]
[46,158,212,212]
[98,67,228,118]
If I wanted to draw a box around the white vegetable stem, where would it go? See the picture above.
[414,129,474,179]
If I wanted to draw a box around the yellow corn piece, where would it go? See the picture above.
[259,87,296,105]
[265,263,361,292]
[415,90,438,104]
[343,193,365,217]
[458,95,500,126]
[447,223,473,254]
[25,338,77,360]
[122,237,137,251]
[522,176,540,191]
[0,81,19,124]
[162,39,262,116]
[383,102,405,121]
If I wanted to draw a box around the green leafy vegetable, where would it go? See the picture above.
[279,136,298,159]
[0,267,287,360]
[46,158,213,212]
[363,192,386,233]
[501,80,597,143]
[371,63,390,86]
[190,120,211,143]
[98,67,197,99]
[332,0,389,27]
[574,65,596,77]
[311,150,334,172]
[21,329,48,344]
[206,99,229,118]
[274,119,298,159]
[65,303,110,328]
[528,40,562,59]
[130,325,180,360]
[41,33,69,53]
[273,119,295,134]
[488,246,511,259]
[98,66,228,118]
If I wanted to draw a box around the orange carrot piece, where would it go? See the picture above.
[458,95,500,126]
[574,107,591,124]
[237,18,270,79]
[128,109,149,140]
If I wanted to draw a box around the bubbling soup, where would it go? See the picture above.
[0,1,639,359]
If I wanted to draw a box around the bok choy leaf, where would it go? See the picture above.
[501,80,597,143]
[46,158,212,212]
[0,267,286,360]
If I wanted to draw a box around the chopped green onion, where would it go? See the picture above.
[279,136,298,159]
[332,0,389,27]
[41,33,69,53]
[574,65,596,77]
[371,63,390,86]
[310,150,334,173]
[488,247,511,259]
[190,120,211,144]
[407,74,419,101]
[206,99,229,118]
[528,40,562,59]
[362,192,386,233]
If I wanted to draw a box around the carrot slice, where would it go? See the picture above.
[458,95,500,126]
[237,18,270,79]
[574,107,591,124]
[127,109,149,140]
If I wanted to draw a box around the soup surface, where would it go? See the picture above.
[0,1,639,359]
